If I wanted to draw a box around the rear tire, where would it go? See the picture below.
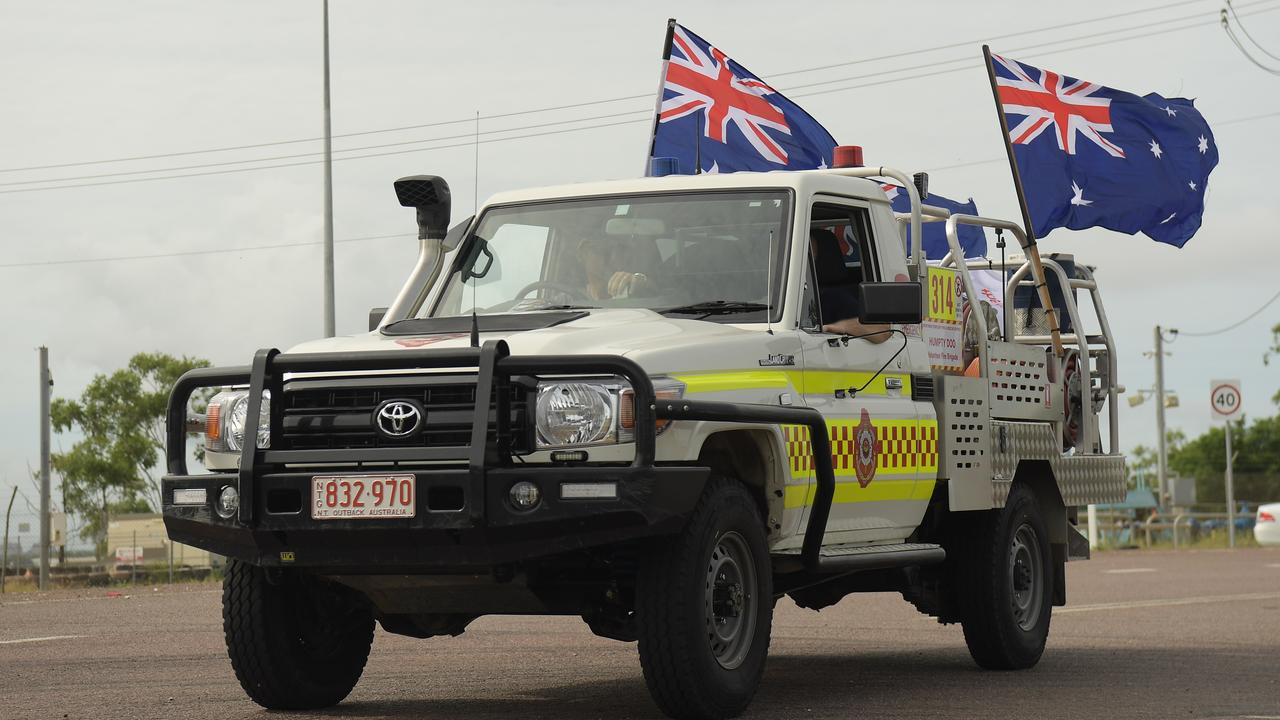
[223,559,375,709]
[954,483,1053,670]
[636,477,773,720]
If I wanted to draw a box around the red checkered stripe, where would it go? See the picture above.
[919,421,939,473]
[782,425,814,475]
[783,420,940,477]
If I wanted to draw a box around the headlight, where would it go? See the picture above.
[534,377,684,449]
[536,383,615,447]
[205,389,270,452]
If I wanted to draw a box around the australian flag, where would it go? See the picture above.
[989,52,1218,248]
[648,23,835,174]
[880,184,987,259]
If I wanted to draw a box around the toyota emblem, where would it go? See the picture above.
[374,400,423,438]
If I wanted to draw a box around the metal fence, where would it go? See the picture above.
[1085,508,1250,549]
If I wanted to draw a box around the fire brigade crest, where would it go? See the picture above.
[855,408,879,488]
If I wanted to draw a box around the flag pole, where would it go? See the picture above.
[643,18,677,176]
[981,45,1065,358]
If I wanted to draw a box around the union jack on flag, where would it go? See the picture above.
[993,54,1124,158]
[987,50,1219,248]
[648,22,835,175]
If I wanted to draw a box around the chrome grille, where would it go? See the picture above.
[278,376,532,453]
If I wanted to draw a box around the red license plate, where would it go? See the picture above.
[311,474,416,520]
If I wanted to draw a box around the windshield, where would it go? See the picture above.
[429,191,791,322]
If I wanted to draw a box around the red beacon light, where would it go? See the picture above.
[832,145,864,168]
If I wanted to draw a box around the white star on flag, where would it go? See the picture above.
[1070,181,1093,206]
[1197,135,1209,154]
[1148,140,1162,159]
[1164,106,1177,117]
[1188,180,1197,190]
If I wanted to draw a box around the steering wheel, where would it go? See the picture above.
[513,280,594,303]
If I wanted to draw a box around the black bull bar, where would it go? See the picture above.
[165,340,838,569]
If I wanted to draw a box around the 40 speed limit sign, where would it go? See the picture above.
[1209,379,1242,423]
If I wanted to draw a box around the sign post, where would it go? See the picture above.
[1209,379,1242,548]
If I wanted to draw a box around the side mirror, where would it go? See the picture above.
[394,175,451,240]
[859,282,922,324]
[368,307,388,332]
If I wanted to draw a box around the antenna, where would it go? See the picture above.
[765,228,774,335]
[473,110,480,212]
[470,302,479,347]
[471,112,480,348]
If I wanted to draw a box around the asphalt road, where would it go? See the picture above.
[3,548,1279,720]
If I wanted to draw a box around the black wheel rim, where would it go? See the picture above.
[704,530,757,670]
[1009,522,1045,632]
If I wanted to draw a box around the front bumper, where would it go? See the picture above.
[163,464,707,570]
[162,340,837,573]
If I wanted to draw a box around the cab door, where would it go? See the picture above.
[796,198,926,544]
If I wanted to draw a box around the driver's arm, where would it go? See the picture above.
[822,317,891,343]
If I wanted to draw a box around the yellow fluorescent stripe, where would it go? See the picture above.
[912,479,937,501]
[784,479,921,509]
[672,371,791,394]
[794,370,912,397]
[672,370,912,398]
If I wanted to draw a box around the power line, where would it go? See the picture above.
[3,102,1276,271]
[0,12,1197,189]
[0,108,653,188]
[792,3,1280,100]
[0,0,1231,176]
[0,117,653,195]
[1226,0,1280,59]
[780,0,1250,95]
[0,232,413,269]
[6,3,1273,198]
[1177,287,1280,337]
[1222,13,1280,73]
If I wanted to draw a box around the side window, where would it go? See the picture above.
[807,203,878,329]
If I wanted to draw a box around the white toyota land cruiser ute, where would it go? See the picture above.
[163,162,1125,720]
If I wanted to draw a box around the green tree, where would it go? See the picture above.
[1266,321,1280,406]
[1169,415,1280,506]
[1126,429,1184,490]
[51,352,210,555]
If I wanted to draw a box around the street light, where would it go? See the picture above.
[1128,389,1179,408]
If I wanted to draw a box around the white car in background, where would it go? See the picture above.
[1256,503,1280,546]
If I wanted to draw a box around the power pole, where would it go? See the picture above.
[2,486,16,593]
[321,0,336,338]
[1225,421,1236,549]
[38,346,51,591]
[1153,326,1168,509]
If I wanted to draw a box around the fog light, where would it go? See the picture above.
[508,481,541,510]
[216,485,239,519]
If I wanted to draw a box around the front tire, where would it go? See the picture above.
[222,559,375,709]
[954,483,1054,670]
[636,477,773,720]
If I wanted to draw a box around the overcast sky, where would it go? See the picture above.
[3,0,1278,537]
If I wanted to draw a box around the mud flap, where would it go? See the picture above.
[1067,522,1091,561]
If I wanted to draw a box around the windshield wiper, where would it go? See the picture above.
[659,300,769,316]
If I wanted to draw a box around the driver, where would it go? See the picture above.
[579,236,657,299]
